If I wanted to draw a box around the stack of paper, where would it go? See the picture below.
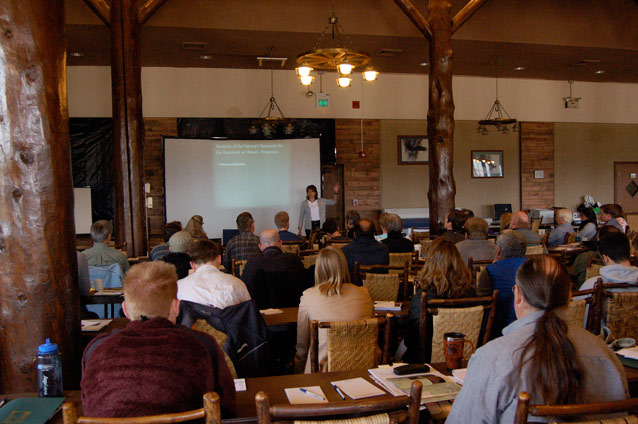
[81,319,112,332]
[368,365,461,403]
[451,368,467,385]
[331,377,386,399]
[373,301,402,311]
[260,308,284,315]
[617,347,638,359]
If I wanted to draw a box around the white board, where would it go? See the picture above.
[74,187,93,234]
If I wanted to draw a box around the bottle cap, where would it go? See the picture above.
[38,338,59,354]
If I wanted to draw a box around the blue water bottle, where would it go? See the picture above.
[37,339,63,397]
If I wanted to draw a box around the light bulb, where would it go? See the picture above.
[337,77,352,88]
[363,69,378,82]
[300,75,314,86]
[337,62,354,75]
[296,64,313,78]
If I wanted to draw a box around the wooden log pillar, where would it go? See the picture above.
[0,0,82,391]
[426,0,456,235]
[111,0,147,257]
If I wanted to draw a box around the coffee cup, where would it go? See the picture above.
[444,332,474,370]
[93,278,104,292]
[611,338,636,350]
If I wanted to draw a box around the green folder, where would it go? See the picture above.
[617,353,638,369]
[0,397,64,424]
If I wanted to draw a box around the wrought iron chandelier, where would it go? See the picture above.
[477,57,517,135]
[295,1,378,88]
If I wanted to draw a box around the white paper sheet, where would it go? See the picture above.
[284,386,328,404]
[332,377,386,399]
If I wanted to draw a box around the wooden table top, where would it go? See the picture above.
[7,362,638,423]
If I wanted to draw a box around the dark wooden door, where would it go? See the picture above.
[321,164,345,230]
[614,162,638,213]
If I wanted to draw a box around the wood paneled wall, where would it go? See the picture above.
[520,122,555,210]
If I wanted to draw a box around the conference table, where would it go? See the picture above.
[81,289,124,319]
[8,363,638,424]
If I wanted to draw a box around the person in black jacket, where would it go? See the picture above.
[381,213,414,253]
[340,219,389,284]
[240,229,312,308]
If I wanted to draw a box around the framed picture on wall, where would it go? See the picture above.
[398,135,428,165]
[471,150,504,178]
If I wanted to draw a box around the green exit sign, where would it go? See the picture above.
[317,93,330,108]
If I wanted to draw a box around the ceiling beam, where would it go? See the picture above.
[393,0,432,40]
[139,0,169,24]
[452,0,488,34]
[82,0,110,27]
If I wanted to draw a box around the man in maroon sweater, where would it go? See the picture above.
[81,261,236,417]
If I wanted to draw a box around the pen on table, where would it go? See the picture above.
[331,383,346,400]
[0,398,8,408]
[299,388,325,401]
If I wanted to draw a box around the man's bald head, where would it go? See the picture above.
[510,211,531,230]
[355,219,375,238]
[259,229,281,250]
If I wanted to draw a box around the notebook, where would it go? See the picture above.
[331,377,386,399]
[0,397,64,424]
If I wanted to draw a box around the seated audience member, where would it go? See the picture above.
[274,211,302,242]
[438,209,467,244]
[340,218,389,283]
[345,210,361,239]
[576,204,598,245]
[381,214,414,253]
[295,246,373,373]
[580,231,638,291]
[81,261,236,418]
[322,218,350,242]
[509,211,541,246]
[83,220,130,273]
[447,256,628,424]
[178,240,251,309]
[601,203,628,233]
[404,238,475,362]
[456,217,496,264]
[222,212,261,270]
[571,225,619,288]
[499,212,512,233]
[240,229,311,308]
[477,230,527,338]
[162,231,192,279]
[150,221,182,261]
[185,215,208,241]
[547,208,575,247]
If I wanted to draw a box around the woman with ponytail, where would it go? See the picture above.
[447,255,627,423]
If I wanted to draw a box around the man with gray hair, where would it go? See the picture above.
[547,208,575,247]
[509,211,541,246]
[241,229,311,308]
[477,230,527,339]
[456,217,496,264]
[380,214,414,253]
[83,220,130,273]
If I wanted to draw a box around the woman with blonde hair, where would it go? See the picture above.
[185,215,208,241]
[403,238,475,362]
[295,246,373,373]
[447,255,627,423]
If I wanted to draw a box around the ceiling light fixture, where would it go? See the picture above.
[70,52,84,57]
[477,55,518,135]
[594,70,606,74]
[295,0,377,88]
[563,80,582,109]
[200,55,212,60]
[249,47,290,138]
[514,66,526,71]
[419,62,429,67]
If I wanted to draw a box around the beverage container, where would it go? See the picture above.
[37,339,63,397]
[443,332,474,370]
[93,278,104,291]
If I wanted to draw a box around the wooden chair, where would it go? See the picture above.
[468,257,492,290]
[562,231,577,245]
[531,219,541,232]
[281,240,305,255]
[309,314,394,373]
[411,229,429,244]
[599,282,638,339]
[324,239,352,250]
[193,320,237,378]
[419,291,498,363]
[513,391,638,424]
[299,249,319,269]
[389,252,413,268]
[525,244,546,256]
[255,381,422,424]
[63,392,220,424]
[565,286,600,332]
[231,259,247,277]
[585,254,604,281]
[354,262,410,301]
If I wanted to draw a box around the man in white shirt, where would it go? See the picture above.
[177,240,251,309]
